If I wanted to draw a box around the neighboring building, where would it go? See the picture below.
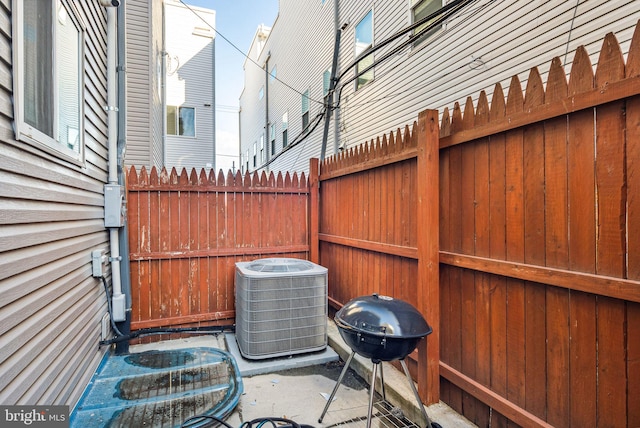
[125,0,165,169]
[164,1,216,170]
[239,0,640,174]
[239,24,272,173]
[126,0,216,171]
[0,1,118,407]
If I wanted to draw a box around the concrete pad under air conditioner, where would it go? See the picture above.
[225,332,338,377]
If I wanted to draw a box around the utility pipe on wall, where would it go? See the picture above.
[101,1,126,322]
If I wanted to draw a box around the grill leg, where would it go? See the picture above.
[318,350,356,423]
[379,361,386,401]
[400,359,434,428]
[366,362,379,428]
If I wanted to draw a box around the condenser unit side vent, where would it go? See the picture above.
[235,258,328,360]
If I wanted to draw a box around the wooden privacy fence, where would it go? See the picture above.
[123,21,640,428]
[313,111,441,404]
[318,23,640,428]
[126,167,310,329]
[435,29,640,428]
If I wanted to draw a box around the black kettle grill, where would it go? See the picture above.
[319,294,440,428]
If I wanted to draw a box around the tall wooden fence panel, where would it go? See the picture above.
[315,110,441,404]
[127,167,310,330]
[437,25,640,428]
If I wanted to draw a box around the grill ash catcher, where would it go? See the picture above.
[319,294,441,428]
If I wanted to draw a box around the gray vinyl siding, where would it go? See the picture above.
[0,0,110,408]
[239,0,640,174]
[240,0,334,175]
[164,2,216,171]
[126,0,164,169]
[150,0,164,169]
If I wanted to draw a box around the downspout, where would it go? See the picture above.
[320,23,341,161]
[321,0,341,160]
[333,0,341,156]
[115,0,132,354]
[100,1,127,330]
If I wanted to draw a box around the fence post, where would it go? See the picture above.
[416,109,440,404]
[309,158,320,264]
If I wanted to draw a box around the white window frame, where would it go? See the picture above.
[13,0,86,164]
[323,68,332,97]
[270,123,276,155]
[301,89,310,129]
[355,9,374,90]
[282,111,289,148]
[411,0,443,47]
[166,105,196,137]
[253,141,257,168]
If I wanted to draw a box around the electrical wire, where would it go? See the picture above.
[101,275,125,338]
[334,0,475,85]
[99,324,235,346]
[177,0,324,106]
[254,109,326,171]
[245,0,477,170]
[563,0,580,67]
[333,0,475,111]
[181,414,234,428]
[339,0,495,111]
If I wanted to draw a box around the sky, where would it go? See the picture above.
[182,0,279,172]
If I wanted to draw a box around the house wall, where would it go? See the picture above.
[239,25,269,172]
[0,1,111,408]
[125,0,164,169]
[239,0,640,174]
[164,1,216,171]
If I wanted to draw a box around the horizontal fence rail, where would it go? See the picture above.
[316,112,441,404]
[437,26,640,428]
[126,166,310,329]
[124,19,640,428]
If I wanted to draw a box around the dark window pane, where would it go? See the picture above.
[24,0,53,137]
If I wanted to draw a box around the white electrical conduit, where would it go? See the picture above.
[102,3,125,321]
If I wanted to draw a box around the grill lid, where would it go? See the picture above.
[335,294,432,339]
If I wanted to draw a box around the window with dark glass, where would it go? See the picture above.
[270,123,276,155]
[166,106,195,137]
[301,89,310,129]
[282,112,288,148]
[355,10,374,89]
[14,0,84,161]
[412,0,442,46]
[253,141,257,167]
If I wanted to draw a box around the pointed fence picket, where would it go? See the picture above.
[434,25,640,428]
[124,20,640,428]
[126,166,310,330]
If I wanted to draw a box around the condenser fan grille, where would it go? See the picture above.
[235,258,328,359]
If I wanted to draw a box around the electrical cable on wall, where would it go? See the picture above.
[253,0,479,169]
[336,0,496,149]
[254,109,326,171]
[563,0,581,67]
[333,0,475,87]
[340,0,494,111]
[333,0,476,111]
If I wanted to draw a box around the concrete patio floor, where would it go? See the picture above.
[130,320,476,428]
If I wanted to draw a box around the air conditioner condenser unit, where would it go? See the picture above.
[235,258,328,360]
